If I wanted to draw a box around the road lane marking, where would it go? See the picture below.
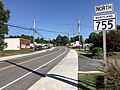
[0,48,63,71]
[0,49,67,90]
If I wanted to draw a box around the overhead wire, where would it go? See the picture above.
[4,23,49,39]
[4,22,68,39]
[36,20,92,28]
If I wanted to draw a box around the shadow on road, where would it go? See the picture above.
[5,60,46,77]
[5,60,79,88]
[47,74,78,87]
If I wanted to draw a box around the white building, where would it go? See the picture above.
[4,38,30,50]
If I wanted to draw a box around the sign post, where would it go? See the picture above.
[103,31,106,65]
[93,3,116,69]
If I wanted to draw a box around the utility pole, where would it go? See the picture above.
[68,33,70,47]
[76,18,81,50]
[33,20,36,50]
[72,28,75,42]
[49,38,50,46]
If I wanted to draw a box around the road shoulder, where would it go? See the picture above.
[0,47,54,61]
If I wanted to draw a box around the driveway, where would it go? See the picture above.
[78,58,104,71]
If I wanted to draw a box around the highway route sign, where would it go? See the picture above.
[93,13,116,31]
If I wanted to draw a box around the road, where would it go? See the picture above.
[0,47,69,90]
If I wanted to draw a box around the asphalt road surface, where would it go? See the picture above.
[0,47,69,90]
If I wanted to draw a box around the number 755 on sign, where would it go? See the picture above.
[93,13,116,31]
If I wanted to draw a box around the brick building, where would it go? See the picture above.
[4,38,30,50]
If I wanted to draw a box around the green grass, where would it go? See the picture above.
[110,52,120,57]
[77,50,92,58]
[0,50,36,57]
[78,73,103,90]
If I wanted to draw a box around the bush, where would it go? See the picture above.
[105,58,120,89]
[92,47,103,59]
[99,58,120,89]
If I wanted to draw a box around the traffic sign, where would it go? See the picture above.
[95,3,113,14]
[93,13,116,31]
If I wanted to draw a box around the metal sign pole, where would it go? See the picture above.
[103,30,107,66]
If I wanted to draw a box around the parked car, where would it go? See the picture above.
[34,46,42,50]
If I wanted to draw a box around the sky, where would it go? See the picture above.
[3,0,120,40]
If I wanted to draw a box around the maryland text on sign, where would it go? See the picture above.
[93,13,116,31]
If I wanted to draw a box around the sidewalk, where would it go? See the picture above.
[28,49,78,90]
[0,47,54,61]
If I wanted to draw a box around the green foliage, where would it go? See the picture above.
[35,37,47,43]
[92,47,103,59]
[70,35,83,45]
[117,25,120,30]
[56,35,62,46]
[100,58,120,89]
[21,34,34,43]
[9,34,34,43]
[0,1,10,51]
[93,33,120,52]
[61,36,69,46]
[86,26,120,52]
[51,39,57,46]
[78,73,103,90]
[77,50,92,58]
[55,35,69,46]
[106,60,120,89]
[0,41,7,52]
[85,32,98,43]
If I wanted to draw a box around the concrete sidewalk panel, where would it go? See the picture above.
[28,49,78,90]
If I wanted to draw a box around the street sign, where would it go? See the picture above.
[93,13,116,31]
[95,3,113,14]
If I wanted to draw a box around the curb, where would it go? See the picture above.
[78,71,103,73]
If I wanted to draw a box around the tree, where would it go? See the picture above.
[35,37,40,43]
[117,25,120,30]
[61,36,69,46]
[39,38,45,43]
[55,35,69,46]
[70,35,83,45]
[0,1,10,52]
[9,34,34,43]
[52,39,57,46]
[93,34,120,52]
[85,32,98,43]
[56,35,62,46]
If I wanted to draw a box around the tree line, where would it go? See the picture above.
[8,34,70,46]
[85,25,120,52]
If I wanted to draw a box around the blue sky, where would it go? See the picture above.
[3,0,120,40]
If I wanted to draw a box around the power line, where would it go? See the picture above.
[36,21,75,26]
[6,23,33,31]
[5,23,68,39]
[5,23,49,39]
[36,28,68,34]
[4,22,92,40]
[36,20,92,28]
[6,23,68,34]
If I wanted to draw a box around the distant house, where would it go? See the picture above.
[83,43,91,50]
[4,38,30,50]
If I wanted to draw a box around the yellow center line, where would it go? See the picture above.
[0,49,61,71]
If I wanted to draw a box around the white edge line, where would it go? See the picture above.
[0,49,67,90]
